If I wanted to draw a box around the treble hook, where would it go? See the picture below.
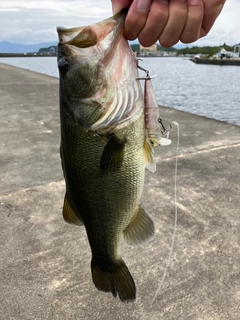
[158,118,172,136]
[136,59,157,80]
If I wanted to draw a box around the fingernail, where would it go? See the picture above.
[189,0,200,5]
[137,0,151,13]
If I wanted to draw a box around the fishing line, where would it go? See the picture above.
[148,121,180,309]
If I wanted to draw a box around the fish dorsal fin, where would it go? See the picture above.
[123,205,155,245]
[100,135,125,171]
[62,194,83,226]
[143,138,156,173]
[65,27,98,48]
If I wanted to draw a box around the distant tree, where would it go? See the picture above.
[38,46,57,54]
[130,44,140,53]
[157,44,177,52]
[177,44,235,57]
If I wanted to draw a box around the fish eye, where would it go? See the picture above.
[58,57,69,72]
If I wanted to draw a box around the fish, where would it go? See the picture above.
[57,9,156,302]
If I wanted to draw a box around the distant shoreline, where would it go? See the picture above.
[0,53,57,57]
[0,53,179,58]
[191,57,240,66]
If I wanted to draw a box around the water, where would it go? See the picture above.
[142,57,240,126]
[0,57,58,78]
[0,56,239,126]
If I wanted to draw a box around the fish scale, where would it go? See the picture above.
[57,9,155,302]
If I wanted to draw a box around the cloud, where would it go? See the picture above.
[0,0,240,46]
[0,0,114,43]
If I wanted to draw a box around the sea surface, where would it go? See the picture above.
[0,56,239,126]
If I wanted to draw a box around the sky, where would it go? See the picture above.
[0,0,239,47]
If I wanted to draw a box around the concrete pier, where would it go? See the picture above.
[191,57,240,66]
[0,63,240,320]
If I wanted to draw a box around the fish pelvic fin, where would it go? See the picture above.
[91,258,136,302]
[123,205,155,245]
[143,138,156,173]
[100,134,125,171]
[62,193,83,226]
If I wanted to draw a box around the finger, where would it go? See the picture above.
[159,0,188,48]
[111,0,133,14]
[200,0,226,37]
[180,0,204,43]
[138,0,169,47]
[124,0,152,41]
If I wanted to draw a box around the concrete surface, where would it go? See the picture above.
[0,63,240,320]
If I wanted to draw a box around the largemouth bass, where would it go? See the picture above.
[57,9,156,302]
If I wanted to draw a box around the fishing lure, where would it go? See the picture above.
[137,62,172,172]
[137,62,171,146]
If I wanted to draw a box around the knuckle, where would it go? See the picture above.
[125,16,146,40]
[153,8,169,21]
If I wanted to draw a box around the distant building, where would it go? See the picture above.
[140,44,157,52]
[137,43,177,57]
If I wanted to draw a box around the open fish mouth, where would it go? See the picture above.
[57,9,143,134]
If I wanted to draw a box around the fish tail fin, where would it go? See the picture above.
[91,258,136,302]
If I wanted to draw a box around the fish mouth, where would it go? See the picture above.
[57,8,143,133]
[57,8,127,49]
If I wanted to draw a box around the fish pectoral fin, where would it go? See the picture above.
[143,138,156,173]
[62,193,83,226]
[91,258,136,302]
[100,135,125,171]
[123,205,155,246]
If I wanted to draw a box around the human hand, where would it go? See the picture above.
[111,0,226,47]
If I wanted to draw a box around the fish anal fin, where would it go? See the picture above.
[100,135,125,171]
[91,258,136,302]
[62,194,83,226]
[123,205,155,246]
[143,138,156,173]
